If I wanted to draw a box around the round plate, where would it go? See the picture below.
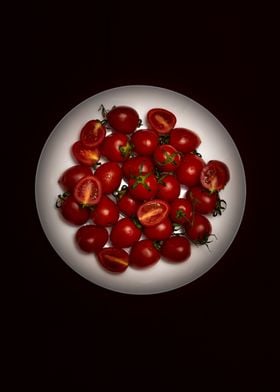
[35,85,246,295]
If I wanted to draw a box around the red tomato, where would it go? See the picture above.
[110,217,142,248]
[80,120,106,148]
[58,165,93,192]
[73,175,102,206]
[75,225,108,253]
[137,199,169,227]
[131,129,159,155]
[91,195,119,226]
[156,174,181,202]
[200,160,230,192]
[143,218,173,241]
[153,144,181,172]
[186,186,218,215]
[122,156,154,180]
[147,108,176,134]
[129,239,160,268]
[98,247,129,273]
[169,128,201,154]
[169,198,193,224]
[59,195,90,225]
[107,106,140,134]
[116,191,141,217]
[161,236,191,262]
[101,132,132,162]
[94,162,122,194]
[176,154,205,187]
[128,173,158,201]
[71,141,100,166]
[185,213,212,244]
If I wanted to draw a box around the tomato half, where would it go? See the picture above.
[98,247,129,273]
[73,175,102,206]
[71,141,101,166]
[169,128,201,154]
[75,225,108,253]
[147,108,176,134]
[80,120,106,148]
[94,162,122,194]
[131,129,159,156]
[107,106,140,134]
[58,165,93,192]
[90,195,119,227]
[129,239,160,268]
[137,199,169,227]
[161,236,191,262]
[110,217,142,248]
[200,160,230,192]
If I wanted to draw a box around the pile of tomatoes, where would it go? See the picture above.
[56,105,230,273]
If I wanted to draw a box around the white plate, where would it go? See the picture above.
[35,85,246,295]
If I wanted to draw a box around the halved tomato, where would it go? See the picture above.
[147,108,176,134]
[200,160,230,192]
[72,141,100,166]
[73,175,102,206]
[98,247,129,273]
[137,199,169,227]
[80,120,106,148]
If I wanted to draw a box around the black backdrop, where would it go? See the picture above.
[20,3,277,389]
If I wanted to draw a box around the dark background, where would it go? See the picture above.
[18,2,277,389]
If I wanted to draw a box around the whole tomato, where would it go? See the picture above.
[131,129,159,155]
[101,132,132,162]
[94,162,122,194]
[176,153,205,187]
[91,195,119,226]
[153,144,181,172]
[110,217,142,248]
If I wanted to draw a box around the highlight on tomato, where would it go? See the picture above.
[137,199,169,227]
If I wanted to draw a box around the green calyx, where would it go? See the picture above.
[131,171,152,191]
[119,142,133,158]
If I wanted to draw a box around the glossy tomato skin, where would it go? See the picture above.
[169,128,201,154]
[161,236,191,262]
[169,198,193,225]
[147,108,176,134]
[75,225,108,253]
[200,160,230,192]
[94,162,122,194]
[98,247,129,273]
[186,186,218,215]
[110,217,142,248]
[71,141,101,166]
[60,195,90,225]
[58,165,93,192]
[80,120,106,148]
[101,132,132,162]
[185,213,212,243]
[130,239,160,268]
[122,156,154,180]
[153,144,181,172]
[91,195,119,226]
[156,174,181,202]
[176,154,206,187]
[107,106,139,134]
[73,175,102,207]
[117,191,141,217]
[128,173,158,201]
[131,129,159,155]
[143,218,173,241]
[137,199,169,227]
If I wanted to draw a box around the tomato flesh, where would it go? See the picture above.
[200,160,230,192]
[72,141,100,166]
[73,175,102,206]
[98,247,129,273]
[147,108,176,134]
[137,199,169,227]
[80,120,106,148]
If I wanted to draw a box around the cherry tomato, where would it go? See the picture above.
[110,217,142,248]
[131,129,159,155]
[169,198,193,224]
[59,195,90,225]
[73,175,102,207]
[156,174,181,202]
[147,108,176,134]
[200,160,230,192]
[107,106,140,134]
[128,173,158,201]
[101,132,132,162]
[80,120,106,148]
[161,236,191,262]
[185,213,212,244]
[186,186,218,215]
[116,191,141,217]
[169,128,201,154]
[90,195,119,226]
[75,225,108,253]
[143,218,173,241]
[122,156,154,181]
[153,144,181,172]
[137,199,169,227]
[176,154,205,187]
[94,162,122,194]
[98,247,129,273]
[71,141,101,167]
[129,239,160,268]
[58,165,93,192]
